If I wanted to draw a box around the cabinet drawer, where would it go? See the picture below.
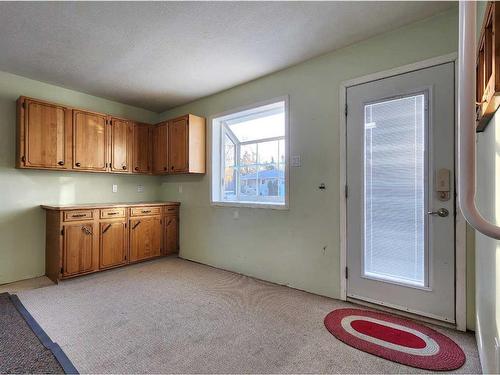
[130,206,161,216]
[100,208,126,219]
[64,210,93,222]
[165,206,179,215]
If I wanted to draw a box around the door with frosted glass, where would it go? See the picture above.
[346,62,455,322]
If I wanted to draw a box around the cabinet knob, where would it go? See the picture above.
[122,165,127,170]
[135,166,139,171]
[75,162,81,167]
[58,161,64,166]
[171,166,174,170]
[163,167,167,171]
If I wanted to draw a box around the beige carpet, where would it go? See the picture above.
[18,257,481,374]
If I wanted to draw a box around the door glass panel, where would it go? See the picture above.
[363,94,427,286]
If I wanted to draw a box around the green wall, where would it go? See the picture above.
[158,8,476,328]
[0,71,161,284]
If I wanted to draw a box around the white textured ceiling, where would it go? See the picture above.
[0,1,455,112]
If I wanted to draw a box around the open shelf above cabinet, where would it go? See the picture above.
[477,1,500,131]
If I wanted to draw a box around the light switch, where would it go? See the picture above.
[137,185,144,193]
[233,210,239,219]
[291,155,301,167]
[178,185,183,193]
[112,184,118,193]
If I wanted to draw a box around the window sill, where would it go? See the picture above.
[211,201,289,210]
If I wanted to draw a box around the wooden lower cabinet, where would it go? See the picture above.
[164,214,179,255]
[42,202,180,282]
[62,222,99,276]
[130,217,161,261]
[100,220,128,269]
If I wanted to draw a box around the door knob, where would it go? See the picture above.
[428,208,449,217]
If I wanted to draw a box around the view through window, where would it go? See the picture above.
[213,100,287,206]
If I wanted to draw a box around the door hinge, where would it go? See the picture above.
[345,104,348,117]
[61,228,64,235]
[345,266,348,279]
[345,185,348,198]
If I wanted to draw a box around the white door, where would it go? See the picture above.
[346,62,455,323]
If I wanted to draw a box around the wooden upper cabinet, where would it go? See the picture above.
[110,118,132,173]
[16,96,205,175]
[153,122,169,174]
[168,114,206,174]
[73,110,108,171]
[17,97,72,169]
[132,123,152,174]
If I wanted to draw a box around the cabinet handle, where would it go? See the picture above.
[58,161,64,166]
[75,162,81,167]
[122,165,127,170]
[102,224,112,234]
[135,167,139,171]
[72,213,86,218]
[163,167,167,171]
[132,221,141,230]
[107,212,118,216]
[141,210,151,214]
[167,219,172,226]
[81,226,92,235]
[171,166,174,170]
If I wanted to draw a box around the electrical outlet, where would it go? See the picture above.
[137,185,144,193]
[291,155,301,167]
[178,185,183,193]
[112,184,118,193]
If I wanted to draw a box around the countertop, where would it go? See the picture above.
[41,201,180,210]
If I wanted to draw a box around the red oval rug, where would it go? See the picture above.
[324,308,465,371]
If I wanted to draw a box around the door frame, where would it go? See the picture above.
[338,53,467,331]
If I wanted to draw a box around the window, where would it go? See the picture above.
[212,98,288,208]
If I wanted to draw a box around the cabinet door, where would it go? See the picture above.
[100,221,128,269]
[129,217,161,261]
[168,116,189,173]
[63,223,97,276]
[164,215,179,255]
[153,122,169,174]
[133,123,151,173]
[110,118,132,173]
[73,110,108,171]
[22,99,70,169]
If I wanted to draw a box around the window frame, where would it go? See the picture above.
[211,96,290,209]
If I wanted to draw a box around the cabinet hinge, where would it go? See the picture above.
[345,104,348,117]
[61,228,64,235]
[345,266,348,279]
[345,185,348,198]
